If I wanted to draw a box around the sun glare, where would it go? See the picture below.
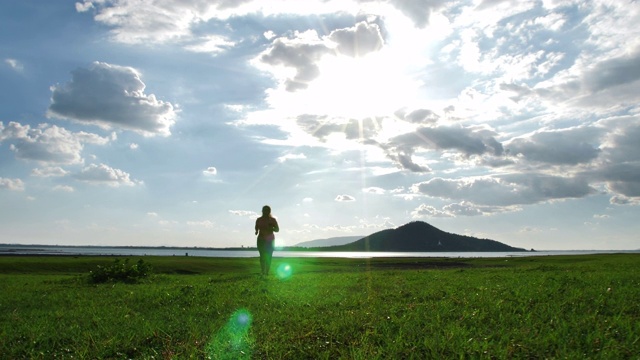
[255,11,444,154]
[305,53,419,118]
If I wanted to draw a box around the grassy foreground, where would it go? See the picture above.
[0,254,638,359]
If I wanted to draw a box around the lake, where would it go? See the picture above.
[1,244,637,258]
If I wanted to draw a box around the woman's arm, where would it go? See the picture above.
[272,219,279,233]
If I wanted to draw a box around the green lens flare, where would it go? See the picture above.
[207,309,253,359]
[276,263,293,280]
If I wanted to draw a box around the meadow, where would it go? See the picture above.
[0,254,638,359]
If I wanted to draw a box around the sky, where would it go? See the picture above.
[1,0,639,250]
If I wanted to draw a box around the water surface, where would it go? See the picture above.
[1,245,636,258]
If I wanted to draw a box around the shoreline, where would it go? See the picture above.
[1,244,637,259]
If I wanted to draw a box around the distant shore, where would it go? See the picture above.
[1,243,637,258]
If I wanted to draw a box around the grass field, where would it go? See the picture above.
[1,254,638,359]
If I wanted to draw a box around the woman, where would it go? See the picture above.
[255,205,279,276]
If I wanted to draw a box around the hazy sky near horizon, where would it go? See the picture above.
[1,0,639,250]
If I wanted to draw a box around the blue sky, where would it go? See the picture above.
[1,0,639,250]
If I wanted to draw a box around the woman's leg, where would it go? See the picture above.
[265,250,272,275]
[265,241,274,275]
[257,238,266,275]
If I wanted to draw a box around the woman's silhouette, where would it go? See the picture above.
[255,205,279,276]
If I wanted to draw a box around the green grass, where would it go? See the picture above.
[1,254,638,359]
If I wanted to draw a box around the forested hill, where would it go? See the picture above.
[320,221,525,252]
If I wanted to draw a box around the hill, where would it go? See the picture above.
[294,236,365,248]
[318,221,524,252]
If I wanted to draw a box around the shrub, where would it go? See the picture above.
[88,258,152,284]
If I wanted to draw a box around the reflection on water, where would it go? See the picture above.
[1,245,637,258]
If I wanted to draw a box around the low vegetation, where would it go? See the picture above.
[88,258,152,284]
[0,254,638,358]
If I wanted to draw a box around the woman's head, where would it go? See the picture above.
[262,205,271,216]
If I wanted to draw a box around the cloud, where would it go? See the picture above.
[442,201,486,216]
[443,1,640,113]
[594,163,640,198]
[75,1,392,45]
[382,124,503,172]
[53,185,75,192]
[413,174,596,207]
[229,210,259,217]
[392,153,431,173]
[411,204,452,218]
[610,195,640,206]
[203,166,223,183]
[77,0,241,54]
[258,20,384,92]
[335,194,356,202]
[73,163,141,187]
[296,115,381,142]
[277,153,307,162]
[75,0,212,44]
[411,201,511,218]
[184,35,235,55]
[0,121,111,165]
[506,126,602,165]
[48,62,177,136]
[362,187,385,194]
[328,21,384,57]
[584,116,640,200]
[15,1,640,239]
[387,0,447,28]
[410,117,640,206]
[533,11,566,31]
[585,49,640,92]
[187,220,215,228]
[31,167,69,177]
[75,1,93,12]
[0,177,25,191]
[203,167,218,176]
[395,108,440,124]
[390,125,503,157]
[259,31,331,92]
[4,58,24,72]
[597,116,640,164]
[526,46,640,109]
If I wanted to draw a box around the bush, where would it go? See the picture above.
[88,258,152,284]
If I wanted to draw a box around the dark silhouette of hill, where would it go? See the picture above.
[319,221,525,252]
[294,236,364,248]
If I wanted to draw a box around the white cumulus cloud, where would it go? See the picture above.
[229,210,259,217]
[0,177,25,191]
[48,62,177,136]
[31,167,69,177]
[203,167,218,175]
[335,194,356,202]
[0,121,111,165]
[73,163,141,187]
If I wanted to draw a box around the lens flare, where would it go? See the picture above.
[207,309,253,359]
[276,263,293,280]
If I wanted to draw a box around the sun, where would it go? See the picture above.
[260,44,422,120]
[254,14,440,151]
[303,52,421,119]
